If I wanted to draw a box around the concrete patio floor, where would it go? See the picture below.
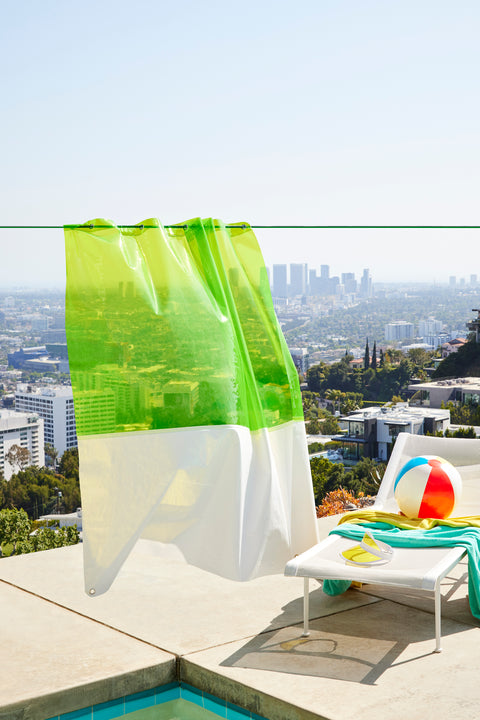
[1,516,479,720]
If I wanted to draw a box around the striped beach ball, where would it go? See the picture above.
[393,455,462,519]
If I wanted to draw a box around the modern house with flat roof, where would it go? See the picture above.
[334,404,450,462]
[408,377,480,408]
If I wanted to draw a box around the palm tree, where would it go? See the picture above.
[44,444,58,468]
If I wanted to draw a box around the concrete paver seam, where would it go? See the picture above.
[0,577,173,655]
[181,600,386,658]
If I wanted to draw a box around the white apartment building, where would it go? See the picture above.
[418,318,443,337]
[384,321,414,342]
[14,384,77,457]
[0,409,44,480]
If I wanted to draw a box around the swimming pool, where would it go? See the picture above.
[46,682,266,720]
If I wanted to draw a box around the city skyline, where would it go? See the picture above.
[0,227,479,290]
[265,261,479,295]
[270,262,373,297]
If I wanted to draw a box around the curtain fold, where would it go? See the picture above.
[65,218,318,595]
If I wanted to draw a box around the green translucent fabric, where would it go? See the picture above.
[65,218,303,436]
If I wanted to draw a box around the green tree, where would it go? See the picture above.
[326,358,353,393]
[362,366,376,390]
[407,348,434,380]
[309,455,384,505]
[447,426,477,438]
[306,350,418,405]
[446,401,480,426]
[0,465,81,517]
[321,415,341,435]
[396,358,413,386]
[340,392,363,414]
[28,524,80,552]
[44,443,58,468]
[58,448,79,481]
[310,457,346,503]
[5,445,31,474]
[325,388,343,414]
[364,339,370,369]
[432,339,480,378]
[0,508,31,554]
[306,419,321,434]
[384,348,403,365]
[306,363,329,394]
[343,457,386,496]
[371,341,377,370]
[302,390,322,419]
[308,441,325,454]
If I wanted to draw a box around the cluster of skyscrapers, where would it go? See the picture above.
[270,263,373,299]
[449,275,478,287]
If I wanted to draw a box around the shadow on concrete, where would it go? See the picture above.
[220,577,475,685]
[359,561,478,628]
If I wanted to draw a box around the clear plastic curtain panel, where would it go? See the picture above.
[65,218,318,595]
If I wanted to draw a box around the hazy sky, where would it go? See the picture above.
[1,0,479,287]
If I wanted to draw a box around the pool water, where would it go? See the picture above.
[124,698,227,719]
[47,682,266,720]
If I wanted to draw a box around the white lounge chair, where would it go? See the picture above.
[285,432,480,652]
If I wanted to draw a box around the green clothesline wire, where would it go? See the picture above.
[0,225,479,230]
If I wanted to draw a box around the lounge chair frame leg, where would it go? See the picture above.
[302,577,310,637]
[434,581,442,653]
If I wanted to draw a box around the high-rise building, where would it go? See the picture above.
[289,263,308,296]
[308,269,326,295]
[329,276,340,294]
[418,319,443,337]
[449,276,456,287]
[360,269,373,297]
[341,272,357,294]
[320,265,330,279]
[0,409,44,480]
[15,384,77,457]
[470,274,478,286]
[273,264,288,298]
[385,322,414,342]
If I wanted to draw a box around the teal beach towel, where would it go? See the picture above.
[323,521,480,620]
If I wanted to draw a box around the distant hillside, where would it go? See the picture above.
[432,339,480,378]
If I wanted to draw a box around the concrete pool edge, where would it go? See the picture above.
[179,658,326,720]
[0,655,325,720]
[0,662,176,720]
